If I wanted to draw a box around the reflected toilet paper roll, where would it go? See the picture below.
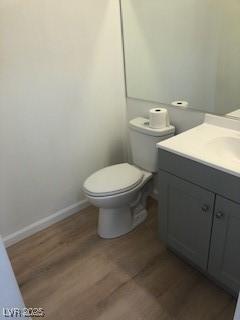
[149,107,170,129]
[171,101,189,108]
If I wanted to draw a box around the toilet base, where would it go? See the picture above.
[98,206,147,239]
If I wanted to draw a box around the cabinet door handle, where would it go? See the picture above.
[202,204,210,212]
[216,211,224,219]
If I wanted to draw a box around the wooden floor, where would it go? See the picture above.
[8,199,236,320]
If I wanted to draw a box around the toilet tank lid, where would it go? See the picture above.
[129,117,175,137]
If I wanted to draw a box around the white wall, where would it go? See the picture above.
[0,0,127,240]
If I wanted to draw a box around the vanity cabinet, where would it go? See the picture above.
[158,149,240,295]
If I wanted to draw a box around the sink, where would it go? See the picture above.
[206,137,240,163]
[157,114,240,177]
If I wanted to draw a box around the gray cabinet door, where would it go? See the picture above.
[158,171,215,270]
[209,196,240,294]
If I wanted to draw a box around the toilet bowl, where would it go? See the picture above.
[83,117,175,239]
[84,164,152,238]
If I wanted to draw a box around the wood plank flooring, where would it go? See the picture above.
[7,199,236,320]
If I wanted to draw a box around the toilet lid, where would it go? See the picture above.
[83,163,144,196]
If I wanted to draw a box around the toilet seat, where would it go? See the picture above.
[83,163,144,197]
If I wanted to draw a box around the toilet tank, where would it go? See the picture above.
[129,117,175,173]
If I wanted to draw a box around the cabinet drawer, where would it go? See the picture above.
[158,149,240,204]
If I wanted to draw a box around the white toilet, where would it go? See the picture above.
[83,117,175,239]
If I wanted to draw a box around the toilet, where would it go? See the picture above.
[83,117,175,239]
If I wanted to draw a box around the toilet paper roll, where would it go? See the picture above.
[149,107,170,129]
[171,101,189,108]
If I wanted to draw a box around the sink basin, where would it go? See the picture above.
[206,137,240,163]
[157,114,240,177]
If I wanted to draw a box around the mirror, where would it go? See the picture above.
[121,0,240,117]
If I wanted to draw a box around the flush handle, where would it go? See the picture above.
[216,211,225,219]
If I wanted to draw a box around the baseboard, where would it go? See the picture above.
[3,199,90,248]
